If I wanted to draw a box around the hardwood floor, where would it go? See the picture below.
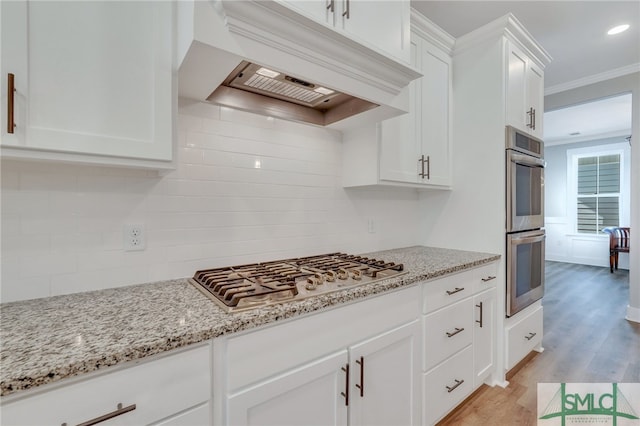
[438,261,640,425]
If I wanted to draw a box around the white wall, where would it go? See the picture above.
[0,101,421,303]
[544,136,631,268]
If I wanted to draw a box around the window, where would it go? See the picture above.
[576,154,621,233]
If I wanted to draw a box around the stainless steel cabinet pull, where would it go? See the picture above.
[446,287,464,295]
[342,0,350,18]
[326,0,334,12]
[61,403,136,426]
[532,108,536,130]
[525,332,537,341]
[446,327,464,338]
[476,302,483,328]
[481,276,496,282]
[418,155,425,178]
[7,73,15,134]
[341,364,349,406]
[446,379,464,393]
[527,107,536,129]
[355,356,364,397]
[425,155,430,179]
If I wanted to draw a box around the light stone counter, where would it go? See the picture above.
[0,246,499,397]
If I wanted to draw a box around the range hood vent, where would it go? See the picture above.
[207,62,379,126]
[177,0,422,129]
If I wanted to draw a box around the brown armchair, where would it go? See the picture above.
[602,227,630,273]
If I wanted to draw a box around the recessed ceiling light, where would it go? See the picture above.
[607,24,630,35]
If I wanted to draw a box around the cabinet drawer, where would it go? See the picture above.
[1,344,211,426]
[506,305,543,370]
[423,298,473,371]
[422,346,473,426]
[472,263,498,293]
[422,269,476,313]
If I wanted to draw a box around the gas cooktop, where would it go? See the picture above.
[190,253,406,312]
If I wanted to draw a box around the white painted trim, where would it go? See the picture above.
[545,63,640,96]
[626,305,640,324]
[410,8,455,55]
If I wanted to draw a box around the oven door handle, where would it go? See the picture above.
[510,153,546,168]
[511,234,545,244]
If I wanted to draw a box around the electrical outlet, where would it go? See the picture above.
[367,217,376,234]
[124,224,145,251]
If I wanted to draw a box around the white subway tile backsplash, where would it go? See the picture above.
[1,102,420,302]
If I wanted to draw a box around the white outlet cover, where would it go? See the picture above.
[124,224,145,251]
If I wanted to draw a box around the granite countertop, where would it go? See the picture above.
[0,246,499,398]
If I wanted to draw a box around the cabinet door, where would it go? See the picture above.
[527,61,544,139]
[279,0,332,25]
[348,320,421,426]
[473,287,496,387]
[338,0,410,63]
[227,350,348,426]
[379,39,419,184]
[418,40,452,187]
[506,42,528,134]
[1,1,173,162]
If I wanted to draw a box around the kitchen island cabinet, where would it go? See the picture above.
[1,1,174,170]
[342,11,453,190]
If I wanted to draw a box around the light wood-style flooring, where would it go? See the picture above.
[438,261,640,425]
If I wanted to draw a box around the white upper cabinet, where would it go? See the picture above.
[506,41,545,139]
[343,10,453,189]
[1,1,175,169]
[279,0,411,63]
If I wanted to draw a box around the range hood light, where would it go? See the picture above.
[314,87,334,95]
[256,67,280,78]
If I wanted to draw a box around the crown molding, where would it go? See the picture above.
[545,63,640,96]
[410,8,455,55]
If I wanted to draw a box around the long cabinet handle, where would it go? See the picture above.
[481,276,496,282]
[476,302,483,328]
[446,379,464,393]
[62,403,136,426]
[446,327,464,338]
[340,364,349,406]
[532,108,536,130]
[7,73,15,134]
[355,356,364,397]
[326,0,334,12]
[425,155,430,179]
[342,0,350,18]
[446,287,464,296]
[418,155,425,178]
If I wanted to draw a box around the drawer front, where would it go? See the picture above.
[423,298,473,371]
[506,306,543,370]
[1,344,211,426]
[423,269,475,313]
[472,263,498,293]
[423,346,473,426]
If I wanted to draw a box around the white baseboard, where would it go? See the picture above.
[626,305,640,323]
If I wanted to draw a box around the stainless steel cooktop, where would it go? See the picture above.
[190,253,406,312]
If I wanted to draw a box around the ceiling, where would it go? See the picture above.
[410,1,640,92]
[410,1,638,144]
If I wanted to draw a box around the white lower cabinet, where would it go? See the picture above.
[473,287,496,386]
[423,346,474,426]
[421,262,498,425]
[227,350,349,426]
[505,303,544,371]
[220,286,422,426]
[0,344,211,426]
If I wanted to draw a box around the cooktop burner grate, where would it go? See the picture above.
[191,253,405,312]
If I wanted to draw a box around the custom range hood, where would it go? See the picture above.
[177,0,421,129]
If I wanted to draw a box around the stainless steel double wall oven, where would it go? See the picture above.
[506,126,546,317]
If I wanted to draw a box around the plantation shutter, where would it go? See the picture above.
[576,154,620,233]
